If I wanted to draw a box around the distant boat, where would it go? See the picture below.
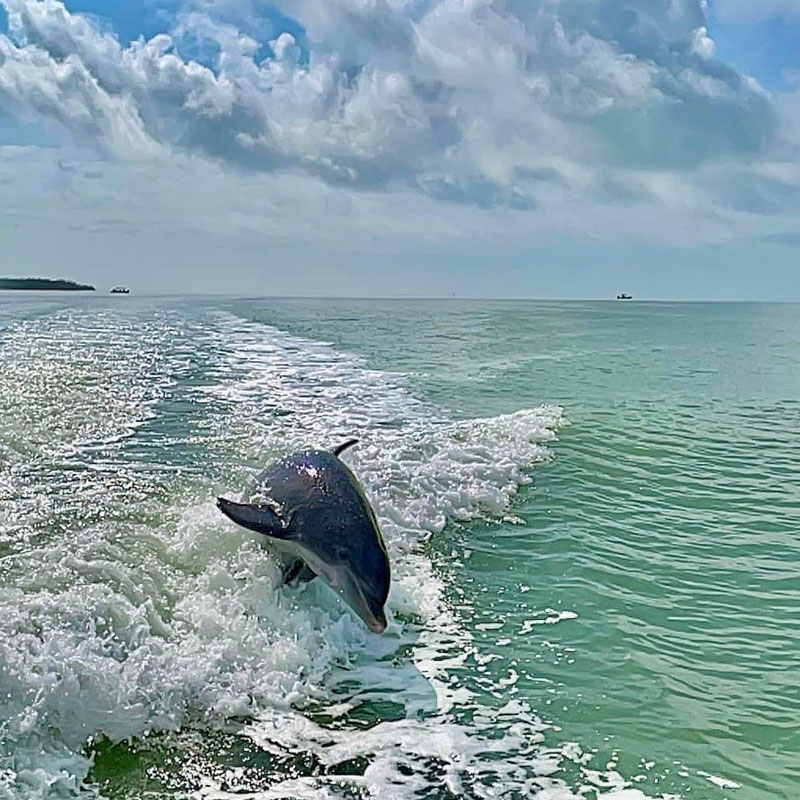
[110,286,130,295]
[616,293,633,300]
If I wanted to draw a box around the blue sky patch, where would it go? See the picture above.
[710,11,800,90]
[61,0,170,45]
[54,1,309,66]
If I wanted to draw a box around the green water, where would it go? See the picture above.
[248,299,800,798]
[1,297,798,799]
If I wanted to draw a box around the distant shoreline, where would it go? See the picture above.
[0,278,96,291]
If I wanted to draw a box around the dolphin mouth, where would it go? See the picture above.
[342,576,387,634]
[304,553,388,634]
[364,610,388,634]
[346,594,386,633]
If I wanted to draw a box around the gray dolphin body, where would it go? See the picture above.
[217,440,390,633]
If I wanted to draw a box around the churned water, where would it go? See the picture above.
[0,296,797,800]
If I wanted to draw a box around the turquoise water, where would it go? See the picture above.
[0,296,798,799]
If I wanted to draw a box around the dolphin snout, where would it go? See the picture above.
[334,568,389,634]
[366,609,388,634]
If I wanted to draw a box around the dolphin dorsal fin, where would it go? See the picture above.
[332,439,359,457]
[217,497,294,540]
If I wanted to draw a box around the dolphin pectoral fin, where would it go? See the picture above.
[217,497,293,539]
[281,559,317,586]
[332,439,359,457]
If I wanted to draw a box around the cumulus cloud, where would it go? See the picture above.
[0,0,782,211]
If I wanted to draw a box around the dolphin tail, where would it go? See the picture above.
[332,439,359,457]
[217,497,293,539]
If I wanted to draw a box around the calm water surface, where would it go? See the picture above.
[0,296,797,800]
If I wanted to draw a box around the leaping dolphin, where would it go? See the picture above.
[217,440,391,633]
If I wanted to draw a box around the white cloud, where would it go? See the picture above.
[691,25,716,58]
[0,30,157,156]
[0,0,779,210]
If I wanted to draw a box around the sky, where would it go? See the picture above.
[0,0,799,298]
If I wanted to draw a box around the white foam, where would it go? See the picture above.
[0,308,589,799]
[520,609,580,634]
[698,771,741,790]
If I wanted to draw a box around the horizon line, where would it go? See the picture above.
[2,291,799,304]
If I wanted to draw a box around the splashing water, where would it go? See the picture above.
[0,299,587,800]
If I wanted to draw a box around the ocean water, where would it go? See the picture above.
[0,296,797,800]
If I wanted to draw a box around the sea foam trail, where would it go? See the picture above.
[201,316,563,622]
[0,306,619,799]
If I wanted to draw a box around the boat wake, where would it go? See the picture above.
[0,305,653,799]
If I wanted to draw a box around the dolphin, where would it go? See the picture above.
[217,440,391,633]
